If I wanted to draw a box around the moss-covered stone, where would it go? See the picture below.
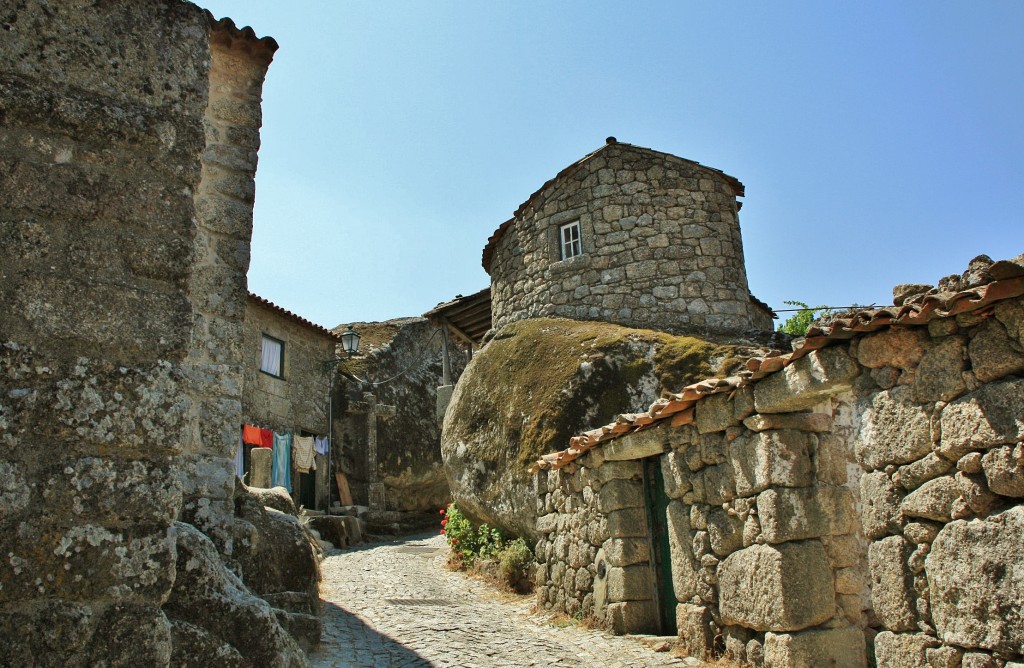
[441,317,751,538]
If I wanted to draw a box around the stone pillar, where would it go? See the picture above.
[250,448,273,488]
[363,392,397,511]
[178,22,276,548]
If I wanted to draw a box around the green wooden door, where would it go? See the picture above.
[644,456,677,635]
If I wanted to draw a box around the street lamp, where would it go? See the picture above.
[340,325,360,357]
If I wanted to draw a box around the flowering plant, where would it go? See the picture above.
[440,502,477,568]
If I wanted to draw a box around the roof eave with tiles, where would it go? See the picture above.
[248,293,343,341]
[531,256,1024,473]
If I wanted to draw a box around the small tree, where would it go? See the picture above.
[777,301,831,336]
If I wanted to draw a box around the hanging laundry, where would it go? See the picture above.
[293,436,316,474]
[314,436,329,456]
[271,432,292,492]
[234,432,245,479]
[259,428,274,448]
[242,423,263,446]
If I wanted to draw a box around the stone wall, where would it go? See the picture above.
[534,258,1024,667]
[485,140,765,335]
[0,3,314,664]
[179,4,277,563]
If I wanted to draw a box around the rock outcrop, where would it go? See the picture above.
[0,4,327,664]
[337,318,465,512]
[164,522,310,668]
[442,317,765,538]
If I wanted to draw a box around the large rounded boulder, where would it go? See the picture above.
[441,317,756,539]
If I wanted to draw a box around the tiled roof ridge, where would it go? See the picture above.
[530,257,1024,473]
[248,292,342,341]
[482,141,744,273]
[206,11,279,62]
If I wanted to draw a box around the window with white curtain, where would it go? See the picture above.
[260,334,284,378]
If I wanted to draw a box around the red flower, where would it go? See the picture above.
[440,529,445,535]
[441,518,447,527]
[439,508,446,515]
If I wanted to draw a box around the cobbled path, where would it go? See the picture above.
[310,533,694,668]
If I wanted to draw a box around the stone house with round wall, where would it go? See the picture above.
[483,139,774,335]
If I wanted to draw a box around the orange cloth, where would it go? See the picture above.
[242,424,262,446]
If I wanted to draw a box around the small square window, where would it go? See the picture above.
[559,221,582,260]
[260,334,284,378]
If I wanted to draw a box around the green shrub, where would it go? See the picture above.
[498,538,533,583]
[441,503,535,591]
[476,523,504,561]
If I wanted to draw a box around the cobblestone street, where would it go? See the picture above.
[311,533,695,668]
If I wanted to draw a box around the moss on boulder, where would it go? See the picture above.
[441,317,750,538]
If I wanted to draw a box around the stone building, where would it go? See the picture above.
[530,255,1024,667]
[1,3,319,664]
[483,138,774,335]
[243,293,340,510]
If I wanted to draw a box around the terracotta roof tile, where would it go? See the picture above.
[529,265,1024,473]
[205,12,279,62]
[248,293,342,341]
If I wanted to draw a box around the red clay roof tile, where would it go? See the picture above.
[529,269,1024,472]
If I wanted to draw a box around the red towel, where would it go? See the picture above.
[242,424,262,446]
[259,428,274,448]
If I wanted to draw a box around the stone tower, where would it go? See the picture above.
[483,139,772,334]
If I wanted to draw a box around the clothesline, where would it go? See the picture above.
[238,423,330,493]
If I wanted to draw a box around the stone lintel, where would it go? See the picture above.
[603,425,669,461]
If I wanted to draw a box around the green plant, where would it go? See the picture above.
[777,300,831,336]
[441,504,535,591]
[498,537,533,582]
[476,523,504,561]
[440,502,477,568]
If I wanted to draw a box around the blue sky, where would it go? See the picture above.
[200,1,1023,329]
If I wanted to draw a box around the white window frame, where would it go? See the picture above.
[559,220,582,260]
[260,334,284,378]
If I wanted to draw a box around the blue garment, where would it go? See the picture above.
[271,432,293,492]
[314,436,329,456]
[234,431,245,479]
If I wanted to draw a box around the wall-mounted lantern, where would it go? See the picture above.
[340,325,360,357]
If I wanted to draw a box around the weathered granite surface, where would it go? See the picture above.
[444,317,761,538]
[0,2,319,665]
[337,317,463,512]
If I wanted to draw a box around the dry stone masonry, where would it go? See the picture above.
[533,255,1024,667]
[483,139,774,336]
